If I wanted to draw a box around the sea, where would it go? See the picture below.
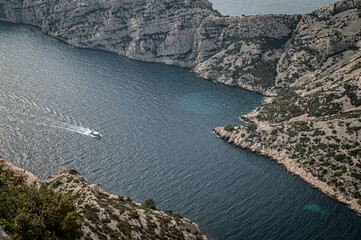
[1,0,361,239]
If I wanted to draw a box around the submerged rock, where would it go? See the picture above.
[304,204,327,215]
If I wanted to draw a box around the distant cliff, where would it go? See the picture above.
[0,0,298,93]
[0,0,360,93]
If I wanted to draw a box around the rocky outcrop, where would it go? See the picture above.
[0,226,12,240]
[275,2,361,88]
[0,160,208,240]
[1,0,215,67]
[46,168,208,240]
[195,0,361,93]
[0,159,40,186]
[213,44,361,214]
[194,1,361,216]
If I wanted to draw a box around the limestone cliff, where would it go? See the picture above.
[0,0,298,89]
[0,0,359,94]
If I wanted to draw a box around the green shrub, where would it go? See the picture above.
[164,210,173,215]
[143,199,156,210]
[224,125,236,132]
[69,169,80,175]
[352,191,361,199]
[129,211,139,219]
[334,154,346,162]
[351,172,361,180]
[248,59,279,88]
[0,166,82,240]
[52,180,63,189]
[246,123,258,132]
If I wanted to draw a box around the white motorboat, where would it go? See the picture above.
[90,130,102,139]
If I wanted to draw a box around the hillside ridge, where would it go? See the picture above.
[0,159,209,240]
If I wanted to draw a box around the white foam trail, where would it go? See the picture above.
[32,102,40,109]
[0,90,92,137]
[50,121,92,136]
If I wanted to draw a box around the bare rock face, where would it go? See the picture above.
[0,0,298,87]
[1,0,216,67]
[0,226,12,240]
[193,14,299,94]
[0,0,360,95]
[275,2,361,88]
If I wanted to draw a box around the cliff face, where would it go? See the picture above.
[0,0,298,83]
[275,1,361,88]
[1,0,215,67]
[195,0,361,93]
[0,0,359,94]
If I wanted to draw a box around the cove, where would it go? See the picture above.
[1,22,361,239]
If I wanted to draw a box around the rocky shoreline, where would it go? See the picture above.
[213,127,361,216]
[0,159,209,240]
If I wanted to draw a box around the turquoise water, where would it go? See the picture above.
[304,204,328,215]
[209,0,339,16]
[1,4,361,239]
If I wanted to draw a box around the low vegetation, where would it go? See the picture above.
[217,4,361,213]
[45,169,206,240]
[0,164,82,240]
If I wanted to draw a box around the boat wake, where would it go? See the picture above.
[49,121,93,136]
[0,90,100,138]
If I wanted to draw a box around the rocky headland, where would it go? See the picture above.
[0,159,208,240]
[213,0,361,215]
[0,0,361,230]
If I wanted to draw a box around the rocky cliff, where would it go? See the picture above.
[212,1,361,215]
[0,0,359,93]
[0,0,298,91]
[0,160,208,240]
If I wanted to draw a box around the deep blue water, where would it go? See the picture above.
[1,5,361,240]
[210,0,339,16]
